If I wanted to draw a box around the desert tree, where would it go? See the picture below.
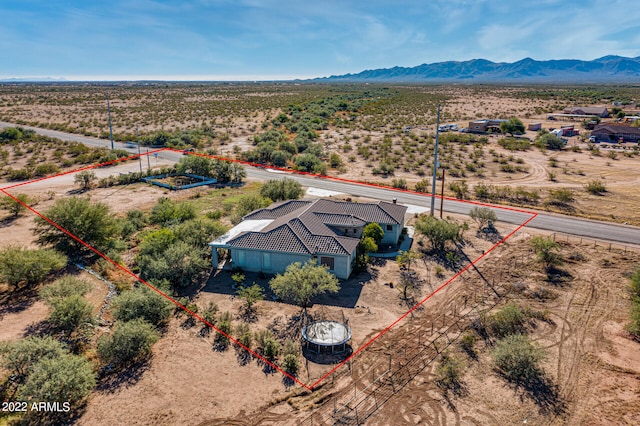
[530,235,563,271]
[111,285,174,326]
[414,215,462,254]
[0,193,30,217]
[74,170,98,191]
[236,282,266,313]
[269,259,340,312]
[363,222,384,245]
[469,206,497,231]
[499,118,525,136]
[34,197,117,256]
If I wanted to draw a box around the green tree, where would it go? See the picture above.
[34,197,117,255]
[530,235,563,271]
[363,222,384,245]
[259,178,304,202]
[231,194,273,224]
[358,236,378,255]
[499,118,525,136]
[139,241,209,288]
[97,319,160,369]
[112,286,174,326]
[176,155,213,176]
[414,215,462,253]
[0,246,67,289]
[47,294,94,332]
[171,218,227,248]
[74,170,98,191]
[269,260,340,311]
[236,282,266,311]
[469,206,497,231]
[0,193,30,217]
[283,353,299,375]
[535,132,565,150]
[0,336,66,382]
[138,228,177,257]
[493,334,544,385]
[396,249,419,273]
[18,353,95,410]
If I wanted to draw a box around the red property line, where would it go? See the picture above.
[1,148,537,391]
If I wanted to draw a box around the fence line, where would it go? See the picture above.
[551,232,639,253]
[299,257,511,426]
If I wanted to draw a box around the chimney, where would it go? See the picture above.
[392,198,397,204]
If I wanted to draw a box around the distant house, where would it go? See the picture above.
[562,106,610,118]
[591,123,640,143]
[209,199,407,279]
[468,119,506,133]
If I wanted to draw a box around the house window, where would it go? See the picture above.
[236,250,245,266]
[386,225,393,231]
[320,256,335,270]
[262,252,271,270]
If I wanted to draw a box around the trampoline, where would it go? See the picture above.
[302,320,352,354]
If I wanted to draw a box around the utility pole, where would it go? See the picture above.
[430,104,441,217]
[136,126,142,173]
[146,148,151,171]
[106,92,114,150]
[440,168,445,219]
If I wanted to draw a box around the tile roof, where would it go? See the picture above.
[225,198,407,256]
[593,123,640,136]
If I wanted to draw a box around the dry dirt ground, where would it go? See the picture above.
[198,235,640,426]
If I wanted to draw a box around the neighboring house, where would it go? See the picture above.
[527,122,542,131]
[562,106,610,118]
[468,119,506,133]
[209,199,407,279]
[591,123,640,143]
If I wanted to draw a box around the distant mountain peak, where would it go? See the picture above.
[316,56,640,83]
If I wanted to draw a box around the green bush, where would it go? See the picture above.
[489,303,527,338]
[283,353,298,375]
[40,276,90,302]
[260,178,304,201]
[97,319,160,369]
[492,334,544,384]
[0,246,67,288]
[112,286,174,326]
[585,179,606,195]
[48,294,94,332]
[435,352,464,393]
[150,197,196,225]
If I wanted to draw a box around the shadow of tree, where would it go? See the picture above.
[96,359,152,394]
[545,267,573,286]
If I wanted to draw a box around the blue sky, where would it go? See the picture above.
[2,0,639,80]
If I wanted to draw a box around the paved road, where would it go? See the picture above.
[3,121,640,246]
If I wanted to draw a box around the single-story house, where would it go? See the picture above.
[591,123,640,143]
[209,199,408,279]
[468,119,506,133]
[562,106,610,118]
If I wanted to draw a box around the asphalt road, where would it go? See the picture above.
[3,121,640,247]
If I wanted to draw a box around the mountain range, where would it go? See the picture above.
[317,56,640,83]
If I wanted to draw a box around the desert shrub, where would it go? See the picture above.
[40,276,90,302]
[585,179,606,195]
[630,269,640,299]
[112,285,174,326]
[414,178,430,193]
[547,188,575,206]
[530,235,563,271]
[97,319,160,369]
[0,336,66,382]
[215,311,233,348]
[171,218,227,247]
[259,177,304,201]
[235,323,253,349]
[489,303,527,338]
[0,246,67,289]
[236,282,265,311]
[459,332,475,355]
[493,334,544,385]
[262,337,280,361]
[628,301,640,338]
[47,294,94,332]
[149,197,196,225]
[449,180,469,199]
[392,178,407,189]
[283,354,298,375]
[498,137,531,151]
[435,352,464,393]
